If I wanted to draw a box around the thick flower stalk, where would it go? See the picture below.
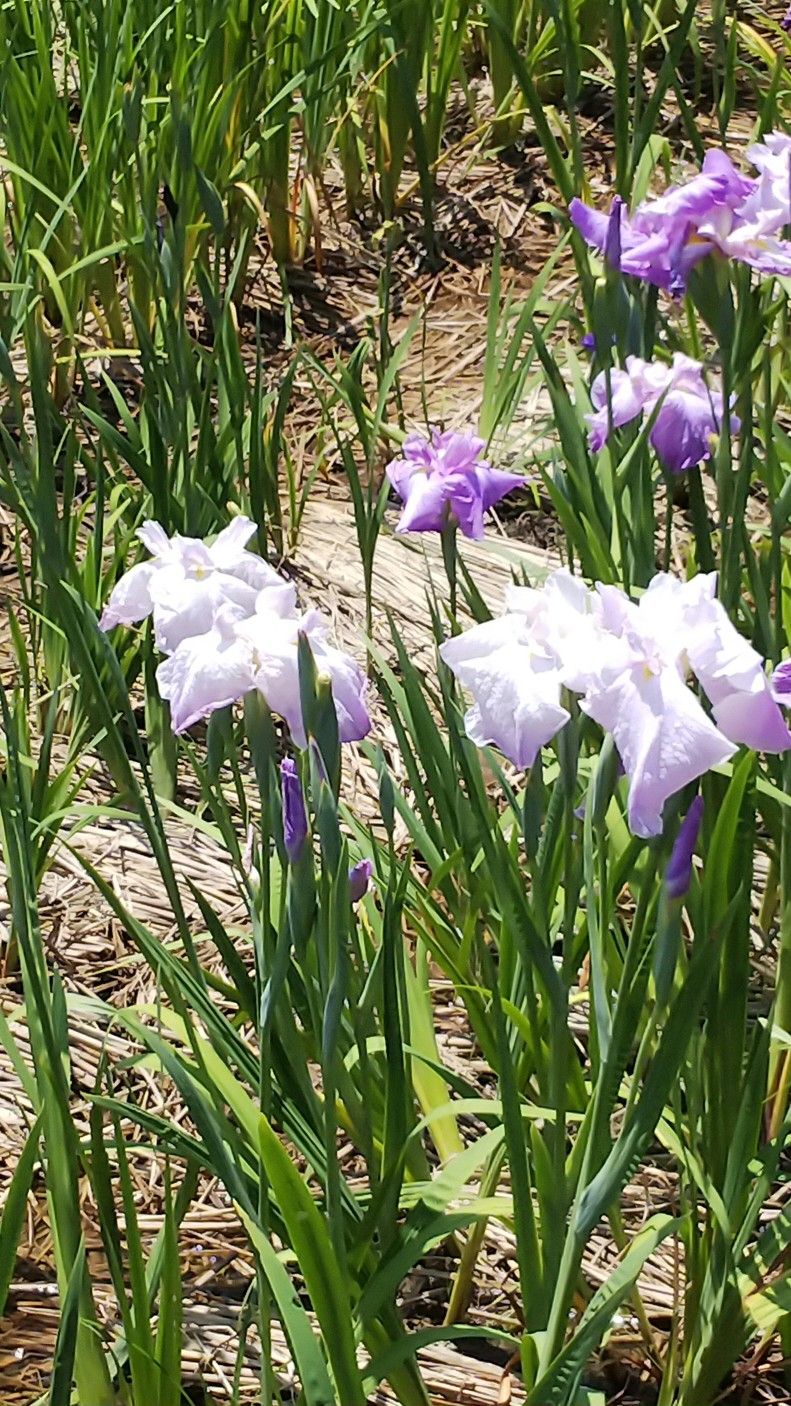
[571,140,791,291]
[441,569,791,837]
[386,429,523,539]
[586,353,739,473]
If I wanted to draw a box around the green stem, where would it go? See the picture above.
[772,755,791,1103]
[441,519,459,623]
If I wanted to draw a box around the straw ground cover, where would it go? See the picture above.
[4,4,791,1406]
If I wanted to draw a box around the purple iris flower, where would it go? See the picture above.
[349,858,373,903]
[782,4,791,31]
[665,795,704,900]
[771,659,791,703]
[586,353,739,474]
[386,429,524,540]
[280,757,308,864]
[571,142,791,291]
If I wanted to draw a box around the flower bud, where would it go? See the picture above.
[349,858,373,904]
[604,195,623,271]
[280,757,308,865]
[665,795,704,901]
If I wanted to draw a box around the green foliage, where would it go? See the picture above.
[1,2,791,1405]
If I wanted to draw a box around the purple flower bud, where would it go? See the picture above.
[782,3,791,32]
[581,332,597,352]
[280,757,308,865]
[348,858,373,904]
[665,795,704,901]
[604,195,624,270]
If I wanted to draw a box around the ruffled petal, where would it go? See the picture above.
[440,616,569,768]
[477,465,525,511]
[569,198,610,252]
[445,471,485,539]
[386,456,421,500]
[136,521,172,558]
[435,430,487,472]
[99,561,158,631]
[650,388,719,472]
[771,659,791,704]
[209,516,258,567]
[713,688,791,753]
[581,663,735,838]
[156,628,255,733]
[149,569,259,654]
[241,609,369,748]
[684,594,791,752]
[311,636,371,743]
[587,368,645,451]
[395,470,449,534]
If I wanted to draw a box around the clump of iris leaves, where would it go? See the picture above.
[1,2,791,1406]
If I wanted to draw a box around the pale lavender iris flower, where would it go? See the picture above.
[100,517,295,653]
[585,573,791,832]
[386,429,523,539]
[104,517,370,749]
[586,354,738,473]
[156,597,370,748]
[676,574,791,753]
[571,142,791,290]
[737,134,791,238]
[441,569,791,838]
[439,570,598,768]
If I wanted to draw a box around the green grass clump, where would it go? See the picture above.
[3,2,791,1405]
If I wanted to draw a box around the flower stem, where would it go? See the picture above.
[770,753,791,1125]
[440,519,459,623]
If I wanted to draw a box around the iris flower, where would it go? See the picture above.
[100,517,295,652]
[102,517,370,748]
[586,353,738,473]
[571,142,791,291]
[441,569,791,837]
[156,596,370,747]
[386,429,523,539]
[771,658,791,704]
[735,134,791,239]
